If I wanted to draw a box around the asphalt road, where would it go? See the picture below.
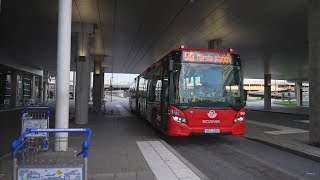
[116,96,320,180]
[163,135,320,180]
[246,110,309,130]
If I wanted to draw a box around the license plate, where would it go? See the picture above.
[204,129,220,134]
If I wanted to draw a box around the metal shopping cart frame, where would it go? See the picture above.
[11,128,92,180]
[21,106,51,138]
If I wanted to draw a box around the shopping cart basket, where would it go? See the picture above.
[21,106,51,138]
[11,128,92,180]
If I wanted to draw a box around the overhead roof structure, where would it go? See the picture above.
[0,0,308,81]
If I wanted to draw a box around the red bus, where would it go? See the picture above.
[129,47,246,136]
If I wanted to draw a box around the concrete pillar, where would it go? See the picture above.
[75,32,90,124]
[73,71,76,99]
[101,72,105,100]
[309,0,320,145]
[55,0,72,151]
[295,83,303,107]
[43,71,49,104]
[208,39,222,49]
[10,71,17,109]
[31,75,36,99]
[264,56,271,110]
[39,76,43,104]
[93,58,104,112]
[43,82,48,104]
[89,71,92,102]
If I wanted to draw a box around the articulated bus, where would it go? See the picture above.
[129,47,246,136]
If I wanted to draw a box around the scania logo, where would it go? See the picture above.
[202,120,220,124]
[207,110,217,118]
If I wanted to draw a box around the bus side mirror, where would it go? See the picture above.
[169,59,174,72]
[244,90,248,106]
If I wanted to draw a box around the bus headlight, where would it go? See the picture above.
[234,117,244,123]
[172,116,187,123]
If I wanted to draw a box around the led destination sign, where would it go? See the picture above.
[182,51,232,64]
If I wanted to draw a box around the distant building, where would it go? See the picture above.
[244,79,309,93]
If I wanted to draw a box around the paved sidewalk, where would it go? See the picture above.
[246,100,309,115]
[245,101,319,162]
[245,119,320,162]
[0,109,21,157]
[0,98,157,179]
[245,101,320,161]
[83,101,158,179]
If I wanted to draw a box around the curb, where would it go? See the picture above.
[246,108,309,116]
[245,137,320,163]
[160,140,210,180]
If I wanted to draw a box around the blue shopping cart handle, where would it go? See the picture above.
[11,128,92,157]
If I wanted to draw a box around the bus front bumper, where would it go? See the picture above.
[167,121,245,136]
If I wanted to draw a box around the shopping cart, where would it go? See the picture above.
[11,128,92,180]
[21,106,51,138]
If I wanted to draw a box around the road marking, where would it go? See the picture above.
[137,141,201,180]
[116,104,134,117]
[294,120,309,124]
[246,120,308,135]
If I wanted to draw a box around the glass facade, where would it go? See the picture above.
[0,64,41,110]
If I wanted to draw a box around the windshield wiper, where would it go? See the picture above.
[198,99,214,103]
[222,101,237,110]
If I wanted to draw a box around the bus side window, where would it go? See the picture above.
[138,77,145,98]
[143,79,148,98]
[146,75,154,102]
[155,80,162,101]
[145,74,153,102]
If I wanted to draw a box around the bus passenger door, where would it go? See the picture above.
[146,68,161,127]
[160,62,169,132]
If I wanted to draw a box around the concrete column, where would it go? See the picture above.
[55,0,72,151]
[309,0,320,145]
[75,32,90,124]
[43,71,49,104]
[31,75,36,99]
[73,71,76,99]
[43,82,48,104]
[208,39,222,49]
[89,71,92,102]
[295,83,303,107]
[39,76,43,104]
[93,58,104,112]
[10,71,17,109]
[264,56,271,110]
[101,72,105,100]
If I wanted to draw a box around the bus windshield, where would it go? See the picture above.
[170,62,244,109]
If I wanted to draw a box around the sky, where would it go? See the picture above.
[67,72,138,86]
[104,73,139,85]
